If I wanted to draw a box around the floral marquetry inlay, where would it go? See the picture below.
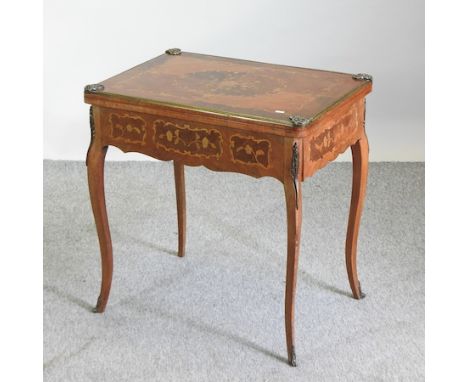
[230,135,270,168]
[153,120,223,159]
[109,113,147,145]
[309,109,358,162]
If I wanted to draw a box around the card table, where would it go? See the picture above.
[84,49,372,366]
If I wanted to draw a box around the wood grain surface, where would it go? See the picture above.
[89,52,371,126]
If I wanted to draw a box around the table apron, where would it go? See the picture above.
[302,99,366,179]
[95,106,286,181]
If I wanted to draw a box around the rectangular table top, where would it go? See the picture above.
[86,50,371,128]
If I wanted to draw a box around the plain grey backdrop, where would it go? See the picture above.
[44,0,424,161]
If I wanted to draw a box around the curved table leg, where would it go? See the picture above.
[174,161,186,257]
[87,143,113,313]
[345,135,369,299]
[284,176,302,367]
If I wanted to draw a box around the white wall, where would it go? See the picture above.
[44,0,424,161]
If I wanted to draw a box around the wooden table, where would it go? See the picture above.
[84,49,372,366]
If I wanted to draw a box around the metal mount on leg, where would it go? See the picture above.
[86,106,96,167]
[290,142,299,209]
[92,295,103,313]
[358,281,366,299]
[289,346,297,367]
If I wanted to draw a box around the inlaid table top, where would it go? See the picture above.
[85,50,371,128]
[84,49,373,367]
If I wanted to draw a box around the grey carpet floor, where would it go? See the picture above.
[43,160,424,382]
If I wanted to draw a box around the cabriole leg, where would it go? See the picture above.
[174,161,186,257]
[283,176,302,366]
[87,144,113,313]
[345,135,369,299]
[87,106,113,313]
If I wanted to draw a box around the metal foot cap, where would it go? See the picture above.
[358,281,366,299]
[289,347,297,367]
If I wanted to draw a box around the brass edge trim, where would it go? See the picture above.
[181,51,369,78]
[84,81,370,129]
[305,82,372,125]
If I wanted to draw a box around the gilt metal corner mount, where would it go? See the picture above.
[289,115,312,128]
[165,48,182,55]
[85,84,105,93]
[352,73,373,82]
